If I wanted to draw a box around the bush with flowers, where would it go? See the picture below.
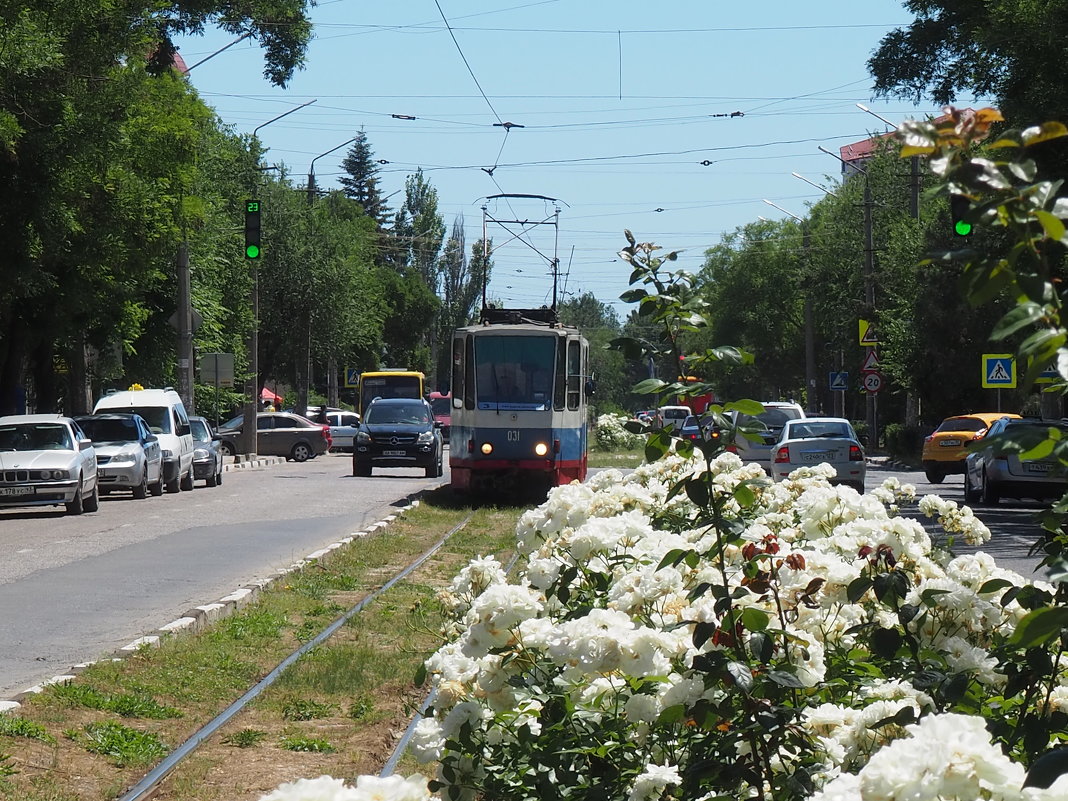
[595,412,644,451]
[259,119,1068,799]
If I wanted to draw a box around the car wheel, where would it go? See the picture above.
[290,442,312,463]
[216,464,223,486]
[133,468,148,499]
[353,460,371,477]
[924,469,946,484]
[981,470,1000,505]
[165,474,180,493]
[963,476,980,504]
[150,472,164,496]
[82,481,99,512]
[180,469,194,491]
[65,478,85,515]
[206,469,217,487]
[220,442,235,457]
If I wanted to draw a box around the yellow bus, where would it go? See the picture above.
[357,370,425,417]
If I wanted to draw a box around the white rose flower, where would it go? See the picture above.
[627,762,682,801]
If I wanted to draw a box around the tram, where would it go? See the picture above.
[448,305,589,494]
[448,193,589,495]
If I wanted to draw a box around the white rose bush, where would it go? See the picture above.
[595,412,644,451]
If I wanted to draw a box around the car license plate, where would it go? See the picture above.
[1026,462,1053,474]
[0,486,34,497]
[940,439,961,447]
[382,449,406,457]
[801,451,831,463]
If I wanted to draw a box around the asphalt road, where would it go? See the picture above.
[0,453,446,701]
[0,456,1054,702]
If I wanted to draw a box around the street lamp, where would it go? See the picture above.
[763,199,817,413]
[307,137,357,205]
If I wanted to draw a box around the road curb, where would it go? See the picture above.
[1,488,432,711]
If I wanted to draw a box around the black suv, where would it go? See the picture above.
[352,398,444,478]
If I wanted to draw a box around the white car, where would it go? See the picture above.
[770,416,865,492]
[0,414,100,514]
[728,401,806,473]
[74,413,164,499]
[326,410,361,452]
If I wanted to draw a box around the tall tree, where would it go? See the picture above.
[434,218,492,387]
[392,169,445,290]
[558,292,627,413]
[338,130,390,227]
[868,0,1068,125]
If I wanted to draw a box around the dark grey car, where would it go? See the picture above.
[189,416,223,487]
[217,412,329,462]
[964,417,1068,505]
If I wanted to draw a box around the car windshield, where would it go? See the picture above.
[788,421,852,439]
[0,423,73,451]
[936,417,991,433]
[78,418,139,443]
[430,398,451,415]
[682,416,699,428]
[190,419,211,442]
[739,407,803,430]
[221,415,243,431]
[366,403,431,425]
[125,406,171,434]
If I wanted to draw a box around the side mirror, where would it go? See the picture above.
[79,437,94,451]
[584,379,596,397]
[145,434,159,444]
[434,420,443,429]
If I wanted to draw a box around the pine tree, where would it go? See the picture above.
[338,130,389,226]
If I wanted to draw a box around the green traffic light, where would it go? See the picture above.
[245,244,260,259]
[954,219,973,236]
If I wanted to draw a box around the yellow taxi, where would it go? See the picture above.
[921,412,1020,483]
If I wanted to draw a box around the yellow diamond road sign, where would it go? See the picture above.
[981,354,1016,388]
[859,319,879,346]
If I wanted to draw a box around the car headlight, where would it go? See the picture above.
[193,447,209,459]
[45,469,69,480]
[356,431,371,444]
[110,451,137,465]
[161,449,174,459]
[417,431,434,444]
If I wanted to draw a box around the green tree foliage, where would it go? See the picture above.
[869,0,1068,124]
[392,169,445,291]
[0,0,312,412]
[433,217,491,390]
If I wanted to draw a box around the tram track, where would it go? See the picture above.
[115,511,475,801]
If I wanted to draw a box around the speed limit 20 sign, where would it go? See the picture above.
[862,371,883,393]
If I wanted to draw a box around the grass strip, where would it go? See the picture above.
[0,490,521,801]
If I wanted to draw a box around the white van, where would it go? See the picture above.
[94,388,195,493]
[657,405,692,431]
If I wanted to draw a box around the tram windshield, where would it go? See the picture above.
[474,336,556,410]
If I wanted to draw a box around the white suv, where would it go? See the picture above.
[94,388,194,493]
[729,401,806,473]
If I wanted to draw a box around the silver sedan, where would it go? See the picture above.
[964,417,1068,505]
[0,415,100,514]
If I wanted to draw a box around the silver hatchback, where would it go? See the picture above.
[964,417,1068,505]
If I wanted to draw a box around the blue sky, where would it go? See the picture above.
[175,1,972,318]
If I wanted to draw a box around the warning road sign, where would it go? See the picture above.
[344,367,359,388]
[862,372,883,393]
[861,349,880,372]
[981,354,1016,388]
[829,371,848,391]
[859,319,880,345]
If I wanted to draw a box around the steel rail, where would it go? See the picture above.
[117,512,474,801]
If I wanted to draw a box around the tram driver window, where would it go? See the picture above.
[567,340,581,410]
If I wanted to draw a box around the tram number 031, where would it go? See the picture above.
[506,430,521,442]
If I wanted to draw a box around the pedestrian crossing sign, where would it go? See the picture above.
[344,367,359,388]
[981,354,1016,388]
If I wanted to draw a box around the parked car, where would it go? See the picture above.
[321,409,361,453]
[94,387,195,493]
[352,397,444,478]
[189,416,224,487]
[922,412,1020,483]
[428,391,452,444]
[964,417,1068,505]
[73,413,163,499]
[0,414,99,514]
[770,417,865,492]
[728,401,806,473]
[217,412,329,462]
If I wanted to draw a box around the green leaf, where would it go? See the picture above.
[847,576,874,603]
[733,482,756,506]
[1007,607,1068,648]
[740,607,770,632]
[871,626,903,658]
[1036,210,1067,242]
[632,378,668,395]
[991,302,1046,340]
[767,669,807,688]
[978,579,1015,594]
[726,661,753,692]
[1022,122,1068,147]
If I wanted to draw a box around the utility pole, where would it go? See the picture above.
[862,179,877,449]
[176,242,194,413]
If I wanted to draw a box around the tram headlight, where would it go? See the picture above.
[480,442,493,455]
[534,442,549,457]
